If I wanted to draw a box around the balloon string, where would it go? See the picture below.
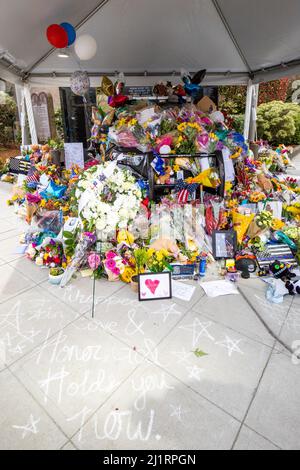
[69,49,82,71]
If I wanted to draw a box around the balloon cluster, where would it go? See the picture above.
[47,23,76,48]
[46,23,98,61]
[100,74,129,108]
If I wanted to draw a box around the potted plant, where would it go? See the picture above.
[131,248,148,292]
[49,267,65,285]
[48,138,64,166]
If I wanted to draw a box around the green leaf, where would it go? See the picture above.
[64,240,74,246]
[193,349,208,358]
[63,231,73,239]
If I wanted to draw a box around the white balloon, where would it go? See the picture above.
[74,34,98,61]
[159,145,171,154]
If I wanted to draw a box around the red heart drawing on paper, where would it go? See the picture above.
[145,279,160,295]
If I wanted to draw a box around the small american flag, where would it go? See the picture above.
[175,179,198,204]
[26,165,40,184]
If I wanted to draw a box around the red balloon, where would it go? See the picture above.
[46,24,68,49]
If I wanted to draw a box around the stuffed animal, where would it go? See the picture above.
[269,260,296,281]
[156,166,174,185]
[150,238,187,262]
[285,279,300,295]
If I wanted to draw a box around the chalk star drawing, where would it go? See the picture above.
[179,318,215,347]
[215,336,244,357]
[170,405,188,422]
[171,347,193,365]
[151,304,182,323]
[12,414,40,439]
[186,365,204,381]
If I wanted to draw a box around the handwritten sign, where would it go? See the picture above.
[125,86,153,96]
[64,143,85,170]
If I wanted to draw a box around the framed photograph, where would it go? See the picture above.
[138,272,172,301]
[212,230,237,259]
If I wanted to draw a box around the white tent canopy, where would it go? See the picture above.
[1,0,299,144]
[0,0,300,86]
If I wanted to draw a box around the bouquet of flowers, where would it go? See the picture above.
[75,162,142,239]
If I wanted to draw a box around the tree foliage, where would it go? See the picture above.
[0,92,17,147]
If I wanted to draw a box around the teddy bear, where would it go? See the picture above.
[285,279,300,295]
[150,238,187,262]
[269,260,296,281]
[156,166,174,185]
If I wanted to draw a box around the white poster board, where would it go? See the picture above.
[64,143,85,170]
[222,147,235,182]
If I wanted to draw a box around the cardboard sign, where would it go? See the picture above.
[64,143,84,170]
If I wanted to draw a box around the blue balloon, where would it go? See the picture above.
[40,180,67,200]
[60,22,76,46]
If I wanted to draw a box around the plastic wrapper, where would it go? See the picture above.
[60,232,96,287]
[205,201,226,236]
[232,211,255,244]
[31,210,63,235]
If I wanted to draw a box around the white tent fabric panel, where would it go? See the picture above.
[218,0,300,72]
[32,0,247,75]
[0,0,299,84]
[0,0,102,71]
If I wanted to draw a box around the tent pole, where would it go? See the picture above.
[244,80,253,140]
[249,84,259,142]
[23,84,38,144]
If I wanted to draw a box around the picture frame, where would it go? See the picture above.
[212,230,237,259]
[138,272,172,301]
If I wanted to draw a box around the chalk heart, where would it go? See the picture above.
[145,279,160,295]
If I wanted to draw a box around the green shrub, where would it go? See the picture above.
[231,114,245,134]
[257,101,300,145]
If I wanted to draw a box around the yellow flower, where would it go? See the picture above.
[129,118,137,126]
[231,147,243,159]
[173,164,180,172]
[117,118,127,128]
[120,267,135,283]
[271,218,285,230]
[147,248,155,257]
[117,230,135,245]
[225,181,233,192]
[286,206,300,215]
[178,122,187,132]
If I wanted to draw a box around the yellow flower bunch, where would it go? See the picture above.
[146,248,171,272]
[227,198,239,209]
[230,147,243,160]
[116,117,128,128]
[129,118,137,127]
[249,191,266,203]
[120,266,136,283]
[117,230,135,246]
[271,218,285,231]
[177,122,188,132]
[285,205,300,216]
[209,132,218,141]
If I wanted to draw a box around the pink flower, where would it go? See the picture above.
[105,259,116,270]
[106,251,116,260]
[112,267,120,276]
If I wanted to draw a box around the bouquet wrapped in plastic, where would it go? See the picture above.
[60,232,96,287]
